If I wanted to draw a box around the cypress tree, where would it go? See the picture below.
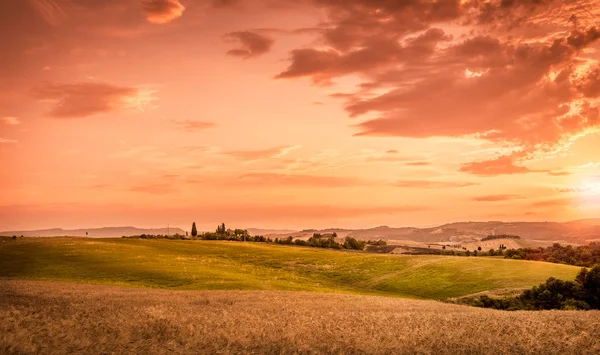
[191,222,197,237]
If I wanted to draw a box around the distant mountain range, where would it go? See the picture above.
[0,227,186,238]
[260,219,600,245]
[2,219,600,243]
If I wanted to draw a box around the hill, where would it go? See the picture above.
[2,279,599,354]
[0,226,186,238]
[262,220,600,246]
[0,237,579,300]
[3,218,599,246]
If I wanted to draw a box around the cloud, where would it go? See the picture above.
[405,161,431,167]
[222,146,300,161]
[173,120,216,132]
[1,117,19,125]
[28,0,68,27]
[460,154,540,176]
[393,180,477,189]
[235,173,372,187]
[531,197,572,208]
[32,82,156,118]
[472,195,525,202]
[142,0,185,24]
[548,171,571,176]
[270,0,600,169]
[129,183,177,195]
[225,31,274,58]
[0,138,18,144]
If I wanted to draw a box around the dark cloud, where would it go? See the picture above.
[268,0,600,174]
[31,82,153,118]
[225,31,274,58]
[459,154,540,176]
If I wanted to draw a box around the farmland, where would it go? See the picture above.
[0,237,580,300]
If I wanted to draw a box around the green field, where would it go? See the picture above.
[0,237,581,300]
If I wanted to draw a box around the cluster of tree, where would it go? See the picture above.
[123,234,188,240]
[366,239,387,246]
[471,265,600,310]
[504,243,600,267]
[481,234,521,241]
[274,234,366,251]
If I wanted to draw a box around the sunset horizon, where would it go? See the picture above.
[2,0,599,231]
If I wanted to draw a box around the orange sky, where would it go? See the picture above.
[1,0,599,231]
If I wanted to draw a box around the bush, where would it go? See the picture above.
[481,234,520,241]
[475,265,600,311]
[343,237,365,251]
[504,243,600,267]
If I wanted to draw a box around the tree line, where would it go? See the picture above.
[124,223,384,251]
[273,233,381,251]
[469,265,600,310]
[503,243,600,267]
[481,234,521,241]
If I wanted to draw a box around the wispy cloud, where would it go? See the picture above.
[173,120,216,132]
[1,117,19,125]
[472,195,525,202]
[0,138,18,144]
[394,180,477,189]
[32,82,157,118]
[222,145,300,161]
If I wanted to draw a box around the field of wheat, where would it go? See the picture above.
[2,279,599,354]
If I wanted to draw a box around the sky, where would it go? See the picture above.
[1,0,600,231]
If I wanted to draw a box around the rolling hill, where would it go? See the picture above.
[3,219,599,245]
[0,237,579,300]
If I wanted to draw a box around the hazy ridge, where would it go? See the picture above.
[2,219,600,242]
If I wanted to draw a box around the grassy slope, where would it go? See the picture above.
[0,237,580,300]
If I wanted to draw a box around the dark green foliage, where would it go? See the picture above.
[576,266,600,308]
[481,234,521,241]
[366,239,387,246]
[191,222,197,237]
[216,223,227,235]
[342,237,365,251]
[473,265,600,310]
[504,243,600,267]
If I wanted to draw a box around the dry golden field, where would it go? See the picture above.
[1,279,599,355]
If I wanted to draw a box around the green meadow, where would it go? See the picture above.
[0,237,580,300]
